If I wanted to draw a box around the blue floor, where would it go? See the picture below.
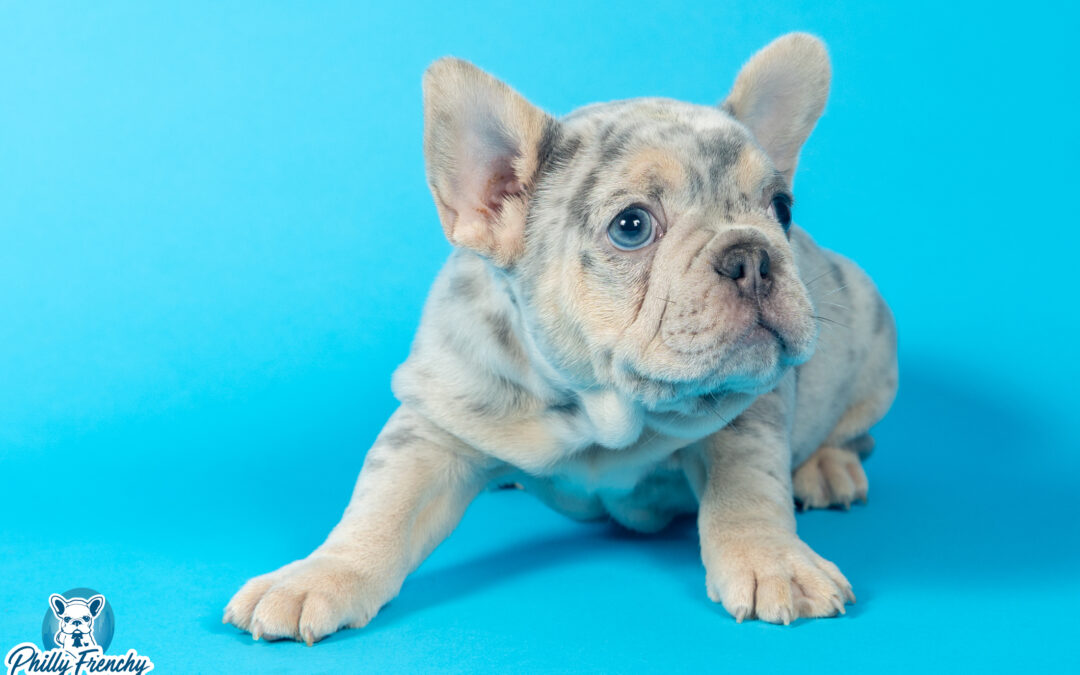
[2,1,1078,673]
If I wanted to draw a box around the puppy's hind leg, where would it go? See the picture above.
[793,439,871,510]
[795,285,898,511]
[224,406,491,645]
[794,351,894,512]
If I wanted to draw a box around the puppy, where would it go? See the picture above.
[225,33,897,644]
[50,594,105,657]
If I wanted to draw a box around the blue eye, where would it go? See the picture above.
[770,194,793,232]
[607,207,655,250]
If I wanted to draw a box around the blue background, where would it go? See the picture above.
[1,1,1077,672]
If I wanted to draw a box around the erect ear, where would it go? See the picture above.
[86,595,105,618]
[423,58,555,267]
[722,33,831,184]
[49,594,67,618]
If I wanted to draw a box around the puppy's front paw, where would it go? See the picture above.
[705,533,854,624]
[793,445,868,510]
[223,554,386,645]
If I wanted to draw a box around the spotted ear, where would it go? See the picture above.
[423,58,555,267]
[722,33,831,183]
[49,594,67,618]
[86,595,105,618]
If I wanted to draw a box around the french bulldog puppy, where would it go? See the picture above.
[50,593,105,657]
[225,32,897,644]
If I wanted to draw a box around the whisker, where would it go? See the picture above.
[636,426,663,447]
[705,393,738,430]
[803,267,833,288]
[813,315,850,329]
[817,301,850,310]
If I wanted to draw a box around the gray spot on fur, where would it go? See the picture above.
[829,258,845,287]
[534,128,583,193]
[547,393,582,416]
[468,375,530,417]
[485,311,522,360]
[449,273,481,300]
[697,132,743,187]
[468,400,499,417]
[533,119,561,180]
[873,293,889,334]
[548,133,583,169]
[598,120,617,145]
[684,164,704,199]
[601,127,636,160]
[379,427,420,448]
[568,168,599,230]
[645,179,664,203]
[363,454,387,471]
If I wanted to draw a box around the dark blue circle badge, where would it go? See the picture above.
[40,587,115,653]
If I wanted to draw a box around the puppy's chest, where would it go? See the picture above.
[552,404,729,491]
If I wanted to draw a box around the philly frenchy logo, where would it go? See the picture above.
[4,589,154,675]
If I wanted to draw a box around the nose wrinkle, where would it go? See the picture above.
[685,229,720,273]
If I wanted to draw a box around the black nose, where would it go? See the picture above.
[715,245,772,298]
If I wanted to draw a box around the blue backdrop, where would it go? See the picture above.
[1,1,1077,672]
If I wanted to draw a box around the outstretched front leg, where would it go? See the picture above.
[224,406,491,644]
[697,382,854,624]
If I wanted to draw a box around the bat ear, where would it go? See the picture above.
[49,594,67,617]
[722,32,831,184]
[86,595,105,618]
[423,57,556,267]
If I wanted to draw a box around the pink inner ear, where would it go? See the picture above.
[482,156,524,213]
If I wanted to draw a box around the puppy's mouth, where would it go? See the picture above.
[613,307,815,406]
[736,317,784,349]
[735,312,813,358]
[731,307,817,369]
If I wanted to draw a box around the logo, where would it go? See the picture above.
[4,589,154,675]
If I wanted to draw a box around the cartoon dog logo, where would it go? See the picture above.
[48,593,105,657]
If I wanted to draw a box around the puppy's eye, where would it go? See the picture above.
[64,617,70,623]
[83,616,90,622]
[607,207,655,251]
[768,194,793,233]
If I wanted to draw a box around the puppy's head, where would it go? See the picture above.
[423,34,829,406]
[50,594,104,637]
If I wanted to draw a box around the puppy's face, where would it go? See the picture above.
[424,34,830,406]
[50,594,104,637]
[518,100,816,403]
